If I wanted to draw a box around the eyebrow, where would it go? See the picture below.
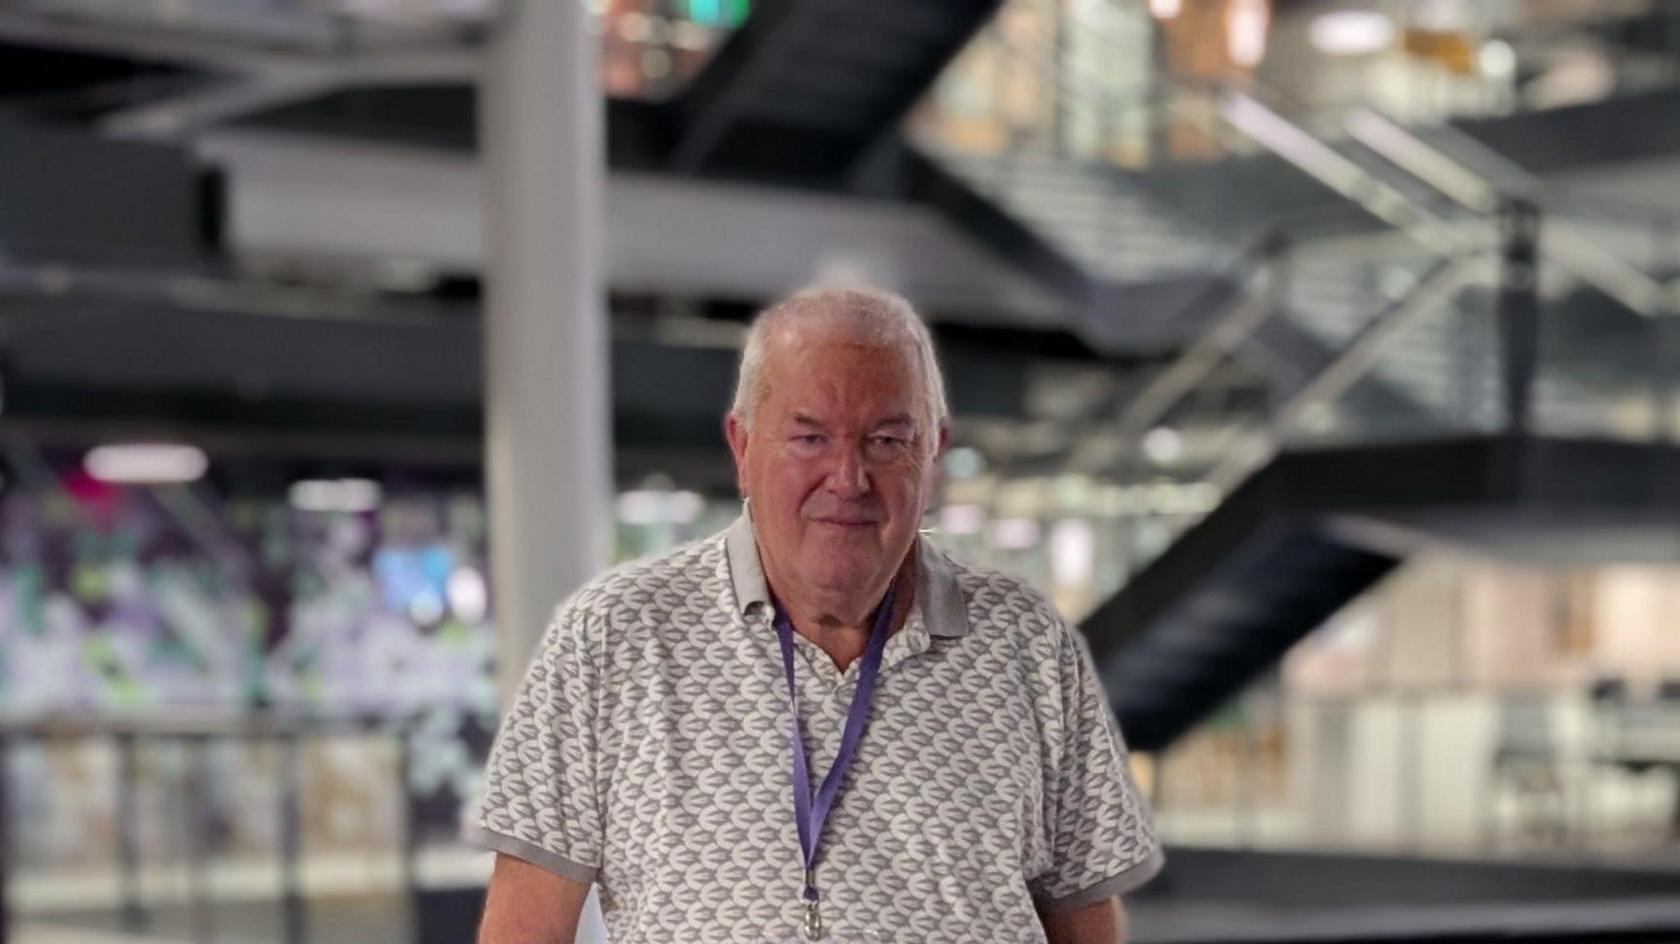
[788,413,915,432]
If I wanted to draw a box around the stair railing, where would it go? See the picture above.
[1343,106,1679,321]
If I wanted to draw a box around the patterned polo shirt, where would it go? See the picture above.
[469,514,1162,942]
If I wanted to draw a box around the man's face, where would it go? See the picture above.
[726,333,945,605]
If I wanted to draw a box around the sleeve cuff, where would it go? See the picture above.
[464,824,600,884]
[1034,845,1166,912]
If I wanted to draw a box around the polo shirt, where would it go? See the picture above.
[469,514,1162,942]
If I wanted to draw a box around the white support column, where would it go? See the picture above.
[481,0,612,936]
[482,0,612,694]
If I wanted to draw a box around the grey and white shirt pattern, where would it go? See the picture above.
[469,515,1162,942]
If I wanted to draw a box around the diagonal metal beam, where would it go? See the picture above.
[96,49,481,141]
[0,10,297,72]
[99,72,344,140]
[2,10,481,141]
[1206,254,1487,493]
[670,0,813,172]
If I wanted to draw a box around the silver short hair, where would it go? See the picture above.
[731,285,949,447]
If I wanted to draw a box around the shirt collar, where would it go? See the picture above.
[724,510,970,639]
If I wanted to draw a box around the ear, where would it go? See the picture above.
[926,421,950,492]
[724,412,751,497]
[926,422,951,509]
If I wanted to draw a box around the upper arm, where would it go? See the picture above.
[1039,896,1128,944]
[1029,619,1164,909]
[478,853,592,944]
[468,602,606,882]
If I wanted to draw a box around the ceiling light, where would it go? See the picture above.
[618,11,651,43]
[1050,519,1095,588]
[409,589,445,626]
[667,490,705,525]
[1142,427,1183,464]
[1310,10,1396,57]
[988,517,1041,551]
[1149,0,1181,19]
[618,489,664,525]
[943,446,986,479]
[447,567,489,622]
[341,0,496,21]
[1479,39,1516,78]
[84,444,207,485]
[1227,0,1270,66]
[291,478,383,513]
[939,503,985,536]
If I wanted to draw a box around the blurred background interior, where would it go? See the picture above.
[3,0,1680,941]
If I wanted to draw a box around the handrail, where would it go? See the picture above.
[974,13,1483,259]
[960,15,1494,481]
[937,0,1676,516]
[0,709,430,739]
[0,712,432,944]
[1204,254,1487,494]
[1066,210,1402,478]
[993,0,1680,262]
[1344,104,1680,231]
[1107,201,1481,451]
[1113,270,1273,443]
[1344,107,1676,319]
[0,259,472,327]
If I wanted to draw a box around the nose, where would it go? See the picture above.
[825,444,871,499]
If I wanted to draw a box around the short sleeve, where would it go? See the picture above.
[1029,621,1164,911]
[464,601,603,883]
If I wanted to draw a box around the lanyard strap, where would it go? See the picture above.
[773,580,897,905]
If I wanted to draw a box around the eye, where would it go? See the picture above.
[867,435,910,453]
[792,434,827,447]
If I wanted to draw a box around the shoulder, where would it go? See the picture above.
[933,545,1070,645]
[545,531,730,643]
[931,548,1090,713]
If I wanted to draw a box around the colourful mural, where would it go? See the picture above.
[0,474,496,719]
[0,469,503,865]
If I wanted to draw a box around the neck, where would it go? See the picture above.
[769,552,918,671]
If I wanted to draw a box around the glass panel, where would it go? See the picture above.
[1148,559,1680,863]
[1529,210,1677,442]
[3,725,426,942]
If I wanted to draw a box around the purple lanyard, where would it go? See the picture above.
[773,580,897,938]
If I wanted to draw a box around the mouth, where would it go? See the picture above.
[811,517,879,529]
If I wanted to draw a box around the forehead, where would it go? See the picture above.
[760,334,921,417]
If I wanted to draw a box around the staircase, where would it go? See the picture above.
[933,149,1228,283]
[672,0,1003,178]
[932,142,1491,432]
[1083,435,1680,751]
[676,0,1680,755]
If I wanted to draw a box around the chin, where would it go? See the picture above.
[801,557,881,594]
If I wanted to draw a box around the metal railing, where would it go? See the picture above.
[914,0,1680,586]
[919,0,1680,174]
[0,713,439,944]
[1149,684,1680,860]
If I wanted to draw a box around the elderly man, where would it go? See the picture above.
[470,287,1162,943]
